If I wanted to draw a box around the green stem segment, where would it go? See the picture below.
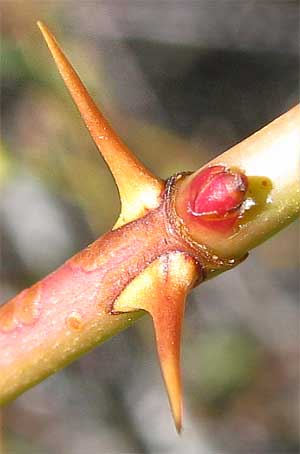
[175,106,300,258]
[0,101,299,405]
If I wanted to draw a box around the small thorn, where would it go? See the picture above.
[37,21,163,227]
[113,252,199,431]
[150,288,184,434]
[176,422,182,435]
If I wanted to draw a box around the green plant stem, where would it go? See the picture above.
[0,106,299,405]
[175,105,300,258]
[0,309,142,405]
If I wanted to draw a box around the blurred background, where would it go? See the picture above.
[0,1,299,453]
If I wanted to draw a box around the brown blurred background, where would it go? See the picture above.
[0,1,299,453]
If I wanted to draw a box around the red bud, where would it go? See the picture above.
[180,165,248,234]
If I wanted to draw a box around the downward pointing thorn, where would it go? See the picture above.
[151,292,185,433]
[113,252,199,432]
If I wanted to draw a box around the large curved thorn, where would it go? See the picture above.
[37,21,163,227]
[114,252,199,432]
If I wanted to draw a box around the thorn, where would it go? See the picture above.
[37,21,163,227]
[150,282,184,434]
[113,252,199,431]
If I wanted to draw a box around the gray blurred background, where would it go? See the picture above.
[0,1,299,453]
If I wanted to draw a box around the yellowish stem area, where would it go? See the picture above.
[175,106,300,258]
[1,106,298,409]
[0,309,142,406]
